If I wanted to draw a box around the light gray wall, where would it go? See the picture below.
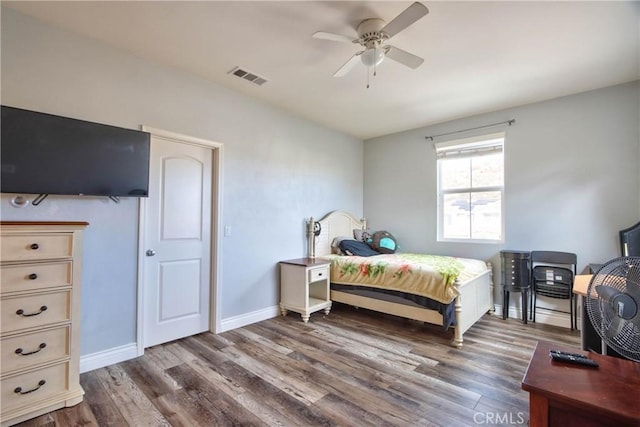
[1,8,363,355]
[364,81,640,308]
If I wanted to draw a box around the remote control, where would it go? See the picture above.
[549,349,588,359]
[550,352,599,368]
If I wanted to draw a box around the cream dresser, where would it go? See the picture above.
[0,221,87,426]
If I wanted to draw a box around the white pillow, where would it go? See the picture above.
[353,228,373,243]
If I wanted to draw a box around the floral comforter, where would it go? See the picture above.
[324,253,489,304]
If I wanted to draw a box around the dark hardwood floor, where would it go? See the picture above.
[16,304,580,427]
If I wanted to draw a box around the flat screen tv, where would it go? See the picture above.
[1,105,150,198]
[620,221,640,257]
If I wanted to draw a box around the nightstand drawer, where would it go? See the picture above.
[1,291,71,334]
[1,234,73,262]
[0,262,72,294]
[309,267,328,282]
[1,362,70,412]
[1,326,70,375]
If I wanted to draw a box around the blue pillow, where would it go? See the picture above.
[339,239,381,257]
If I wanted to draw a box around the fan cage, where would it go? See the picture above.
[585,256,640,362]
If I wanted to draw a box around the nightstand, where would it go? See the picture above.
[279,258,331,323]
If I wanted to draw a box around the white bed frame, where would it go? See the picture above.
[308,210,494,348]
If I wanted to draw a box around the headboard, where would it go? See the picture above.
[307,210,366,257]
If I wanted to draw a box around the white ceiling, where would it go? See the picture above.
[4,1,639,140]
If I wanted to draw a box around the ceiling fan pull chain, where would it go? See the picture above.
[373,46,378,77]
[366,66,370,89]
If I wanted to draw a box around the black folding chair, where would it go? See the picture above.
[530,251,577,330]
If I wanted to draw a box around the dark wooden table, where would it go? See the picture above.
[522,340,640,427]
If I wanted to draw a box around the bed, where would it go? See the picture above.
[307,210,494,348]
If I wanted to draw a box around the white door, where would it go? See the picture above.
[143,135,212,348]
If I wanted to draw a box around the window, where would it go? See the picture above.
[436,132,504,242]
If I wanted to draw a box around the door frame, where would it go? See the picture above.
[136,126,223,355]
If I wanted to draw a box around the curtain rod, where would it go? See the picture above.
[424,119,515,141]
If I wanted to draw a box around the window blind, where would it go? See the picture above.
[435,132,504,159]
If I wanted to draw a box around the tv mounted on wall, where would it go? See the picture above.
[620,221,640,257]
[1,105,150,200]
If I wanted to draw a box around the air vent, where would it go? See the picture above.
[229,67,269,86]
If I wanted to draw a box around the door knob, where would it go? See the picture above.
[146,249,156,257]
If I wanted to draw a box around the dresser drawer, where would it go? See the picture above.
[0,234,73,262]
[1,326,70,375]
[0,262,72,294]
[1,291,71,334]
[1,362,69,412]
[309,266,328,282]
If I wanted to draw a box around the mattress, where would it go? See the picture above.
[324,253,489,304]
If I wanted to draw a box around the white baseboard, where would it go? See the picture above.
[93,302,578,373]
[218,304,280,333]
[78,302,576,374]
[79,306,280,373]
[492,304,580,330]
[79,343,139,373]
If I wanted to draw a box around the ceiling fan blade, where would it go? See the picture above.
[381,2,429,39]
[385,45,424,69]
[333,52,363,77]
[312,31,355,43]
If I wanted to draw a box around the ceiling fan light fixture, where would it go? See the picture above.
[314,2,428,79]
[360,48,385,67]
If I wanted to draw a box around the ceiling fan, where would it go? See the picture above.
[312,2,429,81]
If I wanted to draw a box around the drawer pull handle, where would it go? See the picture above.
[15,343,47,356]
[14,380,46,395]
[29,273,38,280]
[16,306,48,317]
[30,243,39,250]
